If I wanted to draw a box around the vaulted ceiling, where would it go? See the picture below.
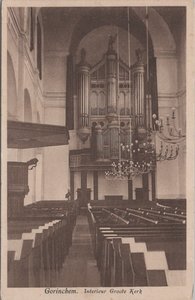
[41,7,185,55]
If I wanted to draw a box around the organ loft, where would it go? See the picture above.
[5,5,188,290]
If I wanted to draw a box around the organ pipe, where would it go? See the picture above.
[132,51,145,127]
[77,49,90,128]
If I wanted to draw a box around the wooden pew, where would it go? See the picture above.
[99,234,185,286]
[8,200,78,287]
[96,226,185,270]
[88,206,185,257]
[88,204,186,287]
[8,219,64,287]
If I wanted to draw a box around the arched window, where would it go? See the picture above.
[37,17,42,79]
[24,89,32,122]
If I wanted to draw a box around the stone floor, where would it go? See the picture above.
[56,215,101,287]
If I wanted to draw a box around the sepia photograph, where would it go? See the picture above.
[1,1,194,299]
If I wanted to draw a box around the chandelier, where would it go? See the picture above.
[152,109,186,144]
[105,130,180,181]
[105,160,154,180]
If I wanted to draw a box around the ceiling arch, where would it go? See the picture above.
[69,7,154,57]
[132,7,176,52]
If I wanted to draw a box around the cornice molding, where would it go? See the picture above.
[44,50,69,58]
[44,92,66,108]
[44,91,66,99]
[44,100,65,109]
[158,89,186,99]
[158,92,178,99]
[154,48,177,59]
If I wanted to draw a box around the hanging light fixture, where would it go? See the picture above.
[152,109,186,144]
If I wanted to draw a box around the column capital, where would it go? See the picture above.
[132,64,145,74]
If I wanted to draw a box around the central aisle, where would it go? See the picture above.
[57,214,101,287]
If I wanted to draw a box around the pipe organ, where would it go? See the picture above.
[76,39,150,160]
[70,36,158,204]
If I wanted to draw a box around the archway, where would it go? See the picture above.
[7,52,17,120]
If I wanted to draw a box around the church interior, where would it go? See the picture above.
[6,6,187,287]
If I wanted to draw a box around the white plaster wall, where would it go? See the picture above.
[43,145,69,200]
[155,55,181,199]
[156,57,177,95]
[156,160,179,199]
[154,132,180,199]
[44,106,65,126]
[44,55,66,93]
[74,172,81,200]
[98,172,142,200]
[7,149,19,161]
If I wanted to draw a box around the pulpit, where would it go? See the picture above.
[8,162,29,218]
